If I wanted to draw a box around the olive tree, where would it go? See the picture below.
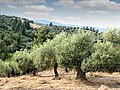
[0,60,5,76]
[56,30,94,80]
[29,44,56,74]
[12,50,36,75]
[102,29,120,46]
[29,32,67,78]
[0,60,19,77]
[81,42,120,73]
[10,32,67,77]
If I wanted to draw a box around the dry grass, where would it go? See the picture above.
[0,69,120,90]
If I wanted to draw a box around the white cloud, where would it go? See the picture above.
[54,0,75,6]
[0,0,46,4]
[0,0,46,3]
[24,12,35,15]
[66,16,80,21]
[7,5,16,9]
[54,0,120,10]
[24,11,50,16]
[25,5,54,12]
[19,0,46,4]
[23,11,51,20]
[31,0,46,3]
[87,10,110,14]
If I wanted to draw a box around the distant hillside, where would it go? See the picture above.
[34,19,107,32]
[34,20,65,26]
[0,14,37,60]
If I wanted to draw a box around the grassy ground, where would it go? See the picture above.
[0,68,120,90]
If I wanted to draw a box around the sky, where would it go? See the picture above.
[0,0,120,28]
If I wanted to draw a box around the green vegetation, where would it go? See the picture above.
[0,14,36,60]
[102,29,120,47]
[35,26,54,44]
[81,42,120,73]
[0,15,120,81]
[55,31,94,80]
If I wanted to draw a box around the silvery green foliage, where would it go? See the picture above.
[102,29,120,46]
[33,30,94,70]
[0,60,5,76]
[0,59,19,76]
[29,44,55,71]
[55,30,94,69]
[29,32,67,71]
[12,49,35,74]
[81,42,120,73]
[11,32,66,74]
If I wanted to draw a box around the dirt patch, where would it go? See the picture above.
[0,69,119,90]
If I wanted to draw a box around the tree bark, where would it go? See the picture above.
[65,68,69,73]
[53,62,61,80]
[54,62,59,77]
[33,70,37,76]
[76,68,87,81]
[7,73,10,78]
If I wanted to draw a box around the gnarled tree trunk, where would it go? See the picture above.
[53,62,61,80]
[54,62,59,77]
[76,68,87,81]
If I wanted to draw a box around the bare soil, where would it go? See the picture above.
[0,68,120,90]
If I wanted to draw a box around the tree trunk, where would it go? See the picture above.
[54,62,59,77]
[76,68,87,81]
[65,68,69,73]
[53,62,61,80]
[7,73,10,78]
[33,70,37,76]
[32,68,37,76]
